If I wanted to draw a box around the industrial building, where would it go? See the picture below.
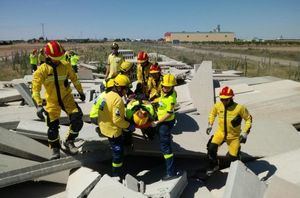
[165,26,235,43]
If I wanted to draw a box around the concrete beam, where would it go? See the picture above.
[0,126,51,161]
[88,174,147,198]
[66,167,101,198]
[14,83,36,107]
[223,161,266,198]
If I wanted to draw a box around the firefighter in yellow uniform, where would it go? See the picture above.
[151,74,179,181]
[206,86,252,175]
[147,63,162,102]
[136,51,152,96]
[38,48,46,65]
[32,41,86,160]
[30,49,38,73]
[105,42,124,79]
[98,74,135,177]
[89,78,115,125]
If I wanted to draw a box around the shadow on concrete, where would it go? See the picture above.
[246,160,277,181]
[0,181,66,197]
[172,113,200,134]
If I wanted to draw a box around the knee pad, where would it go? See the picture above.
[47,119,60,141]
[70,111,83,132]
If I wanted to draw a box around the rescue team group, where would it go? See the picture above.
[30,41,252,180]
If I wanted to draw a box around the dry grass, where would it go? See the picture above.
[1,42,300,81]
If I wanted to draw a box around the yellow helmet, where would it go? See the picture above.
[120,61,133,73]
[114,74,130,87]
[161,74,176,87]
[106,78,115,88]
[133,109,149,127]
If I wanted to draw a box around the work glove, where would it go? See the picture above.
[37,106,46,120]
[206,124,213,135]
[239,132,248,144]
[151,121,159,128]
[126,123,136,132]
[79,92,86,102]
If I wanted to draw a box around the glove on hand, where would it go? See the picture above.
[239,132,248,144]
[79,93,86,102]
[127,123,136,132]
[151,121,159,128]
[37,106,46,120]
[206,124,213,135]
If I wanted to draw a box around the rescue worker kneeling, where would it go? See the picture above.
[151,74,179,181]
[98,74,135,177]
[32,41,86,160]
[126,99,156,140]
[206,86,252,176]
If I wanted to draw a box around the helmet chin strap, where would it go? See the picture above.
[46,58,59,68]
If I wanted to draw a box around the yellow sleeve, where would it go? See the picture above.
[112,97,130,129]
[241,106,252,133]
[31,66,46,106]
[208,104,218,125]
[137,64,143,83]
[67,63,83,93]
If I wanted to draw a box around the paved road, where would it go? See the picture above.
[173,46,300,67]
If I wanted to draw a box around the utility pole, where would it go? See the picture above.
[41,23,45,39]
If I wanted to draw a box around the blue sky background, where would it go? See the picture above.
[0,0,299,40]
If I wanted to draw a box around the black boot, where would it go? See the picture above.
[64,140,78,155]
[50,147,60,160]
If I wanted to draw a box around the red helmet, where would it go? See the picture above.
[219,86,234,99]
[137,51,148,64]
[44,41,65,60]
[149,64,161,74]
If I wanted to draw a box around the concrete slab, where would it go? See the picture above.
[124,174,144,192]
[79,63,98,71]
[0,88,22,104]
[78,67,94,80]
[144,172,188,198]
[223,161,266,198]
[216,83,254,97]
[88,174,147,198]
[220,76,281,86]
[246,148,300,185]
[66,167,101,198]
[263,176,300,198]
[14,83,35,107]
[189,61,214,116]
[0,126,51,161]
[16,120,102,141]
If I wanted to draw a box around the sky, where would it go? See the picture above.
[0,0,300,40]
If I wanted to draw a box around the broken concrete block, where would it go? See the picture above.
[88,174,147,198]
[14,83,36,107]
[223,161,267,198]
[66,167,101,198]
[124,174,145,193]
[144,171,188,198]
[0,126,51,161]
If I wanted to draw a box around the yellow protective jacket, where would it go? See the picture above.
[208,101,252,139]
[147,76,162,100]
[70,55,80,66]
[137,62,151,84]
[32,61,83,106]
[98,91,130,138]
[107,53,124,79]
[157,90,177,122]
[30,53,38,65]
[38,53,45,64]
[89,92,106,118]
